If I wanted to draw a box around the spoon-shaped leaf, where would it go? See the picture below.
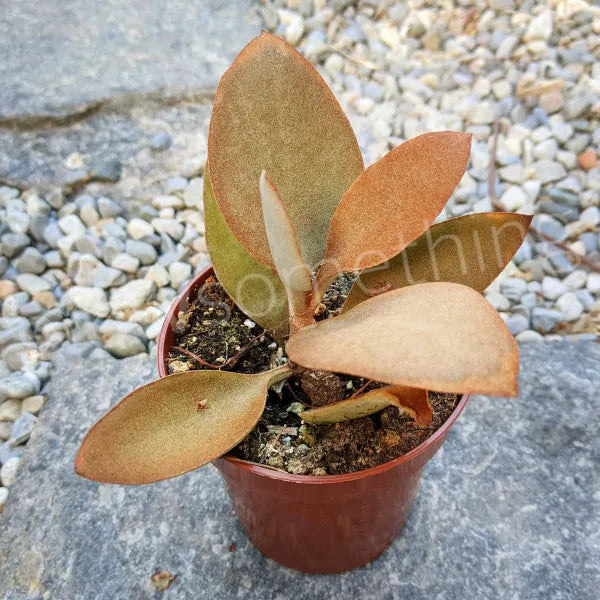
[287,282,518,397]
[208,32,363,269]
[75,366,291,484]
[204,165,289,335]
[315,132,471,298]
[260,170,314,332]
[343,212,532,312]
[299,385,432,426]
[260,171,312,293]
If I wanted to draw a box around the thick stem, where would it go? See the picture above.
[265,363,294,387]
[288,288,316,334]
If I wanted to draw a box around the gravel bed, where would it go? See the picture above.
[1,0,600,507]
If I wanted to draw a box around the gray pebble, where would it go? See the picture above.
[516,329,545,342]
[89,158,122,182]
[533,160,567,184]
[75,235,103,258]
[97,196,122,218]
[125,240,157,265]
[505,314,530,335]
[541,276,568,300]
[14,247,46,275]
[485,291,510,311]
[1,233,30,258]
[531,214,566,241]
[0,373,37,401]
[500,277,527,301]
[89,347,113,360]
[164,177,188,194]
[575,289,596,311]
[99,320,146,340]
[54,341,102,361]
[8,413,37,447]
[545,187,578,206]
[19,301,44,318]
[92,266,126,289]
[556,292,584,322]
[109,279,156,314]
[2,293,30,318]
[105,333,147,358]
[0,447,23,471]
[102,237,126,265]
[148,132,172,151]
[548,252,575,276]
[531,307,563,333]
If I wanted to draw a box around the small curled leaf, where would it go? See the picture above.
[299,385,432,426]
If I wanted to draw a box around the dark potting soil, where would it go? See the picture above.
[167,276,460,475]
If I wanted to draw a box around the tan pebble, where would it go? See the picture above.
[0,280,18,299]
[0,399,22,422]
[192,237,207,253]
[21,395,46,415]
[0,422,12,441]
[33,290,58,309]
[578,149,597,171]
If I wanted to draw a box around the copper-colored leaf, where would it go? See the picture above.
[204,166,289,335]
[315,132,472,296]
[208,32,363,269]
[75,366,291,484]
[299,384,432,426]
[343,212,532,312]
[260,170,312,292]
[287,282,518,396]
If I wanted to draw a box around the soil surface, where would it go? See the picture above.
[167,277,459,475]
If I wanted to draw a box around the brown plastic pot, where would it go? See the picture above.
[158,265,469,574]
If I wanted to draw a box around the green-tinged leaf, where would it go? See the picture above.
[287,282,518,397]
[299,385,432,426]
[208,32,363,269]
[343,212,532,312]
[315,132,471,297]
[75,366,291,484]
[260,170,312,292]
[204,166,289,335]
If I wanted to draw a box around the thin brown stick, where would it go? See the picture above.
[349,379,374,399]
[172,332,266,370]
[529,227,600,272]
[488,121,600,273]
[223,332,266,368]
[171,346,222,369]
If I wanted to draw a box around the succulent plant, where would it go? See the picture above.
[76,33,531,485]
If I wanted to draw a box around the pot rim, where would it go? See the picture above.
[158,265,470,486]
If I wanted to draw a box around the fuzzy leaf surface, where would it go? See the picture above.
[343,212,532,312]
[299,384,432,426]
[316,132,471,293]
[260,171,312,292]
[75,366,290,484]
[287,282,518,396]
[204,166,289,334]
[208,32,363,269]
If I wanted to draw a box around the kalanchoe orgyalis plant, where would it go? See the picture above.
[76,33,531,485]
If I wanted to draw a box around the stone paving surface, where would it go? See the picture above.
[0,0,261,119]
[0,342,598,599]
